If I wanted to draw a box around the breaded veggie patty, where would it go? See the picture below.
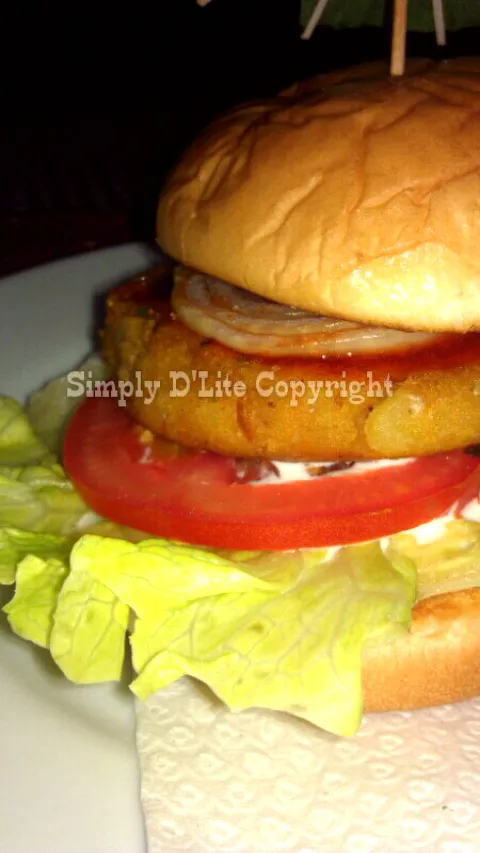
[101,266,480,461]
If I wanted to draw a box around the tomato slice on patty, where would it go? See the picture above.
[64,397,480,550]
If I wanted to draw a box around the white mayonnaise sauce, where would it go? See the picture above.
[258,457,415,485]
[387,508,457,547]
[460,496,480,524]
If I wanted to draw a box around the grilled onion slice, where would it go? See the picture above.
[172,267,444,357]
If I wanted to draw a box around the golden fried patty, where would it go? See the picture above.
[101,266,480,461]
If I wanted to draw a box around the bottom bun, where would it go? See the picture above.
[362,588,480,712]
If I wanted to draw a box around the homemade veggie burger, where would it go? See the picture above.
[60,58,480,734]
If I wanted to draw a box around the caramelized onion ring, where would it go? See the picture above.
[172,267,443,357]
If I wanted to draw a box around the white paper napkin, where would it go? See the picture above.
[136,679,480,853]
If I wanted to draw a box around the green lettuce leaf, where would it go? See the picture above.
[4,555,68,645]
[129,541,415,735]
[0,393,92,535]
[4,547,129,682]
[389,519,480,599]
[0,527,73,584]
[71,536,274,617]
[0,392,99,591]
[4,513,480,734]
[20,534,412,736]
[49,567,129,683]
[0,462,90,534]
[0,398,49,466]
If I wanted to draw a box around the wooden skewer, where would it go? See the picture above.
[390,0,408,77]
[301,0,330,40]
[432,0,446,45]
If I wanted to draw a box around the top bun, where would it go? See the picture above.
[157,58,480,332]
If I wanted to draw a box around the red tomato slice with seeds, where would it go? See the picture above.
[64,397,480,550]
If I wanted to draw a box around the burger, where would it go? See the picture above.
[4,58,480,737]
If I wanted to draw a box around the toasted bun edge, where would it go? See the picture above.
[363,587,480,712]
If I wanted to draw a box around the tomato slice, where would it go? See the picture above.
[64,397,480,550]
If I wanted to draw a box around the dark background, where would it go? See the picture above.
[1,0,480,273]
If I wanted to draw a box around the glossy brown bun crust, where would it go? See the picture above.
[363,588,480,712]
[157,58,480,333]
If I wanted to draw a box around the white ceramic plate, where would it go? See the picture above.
[0,244,159,853]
